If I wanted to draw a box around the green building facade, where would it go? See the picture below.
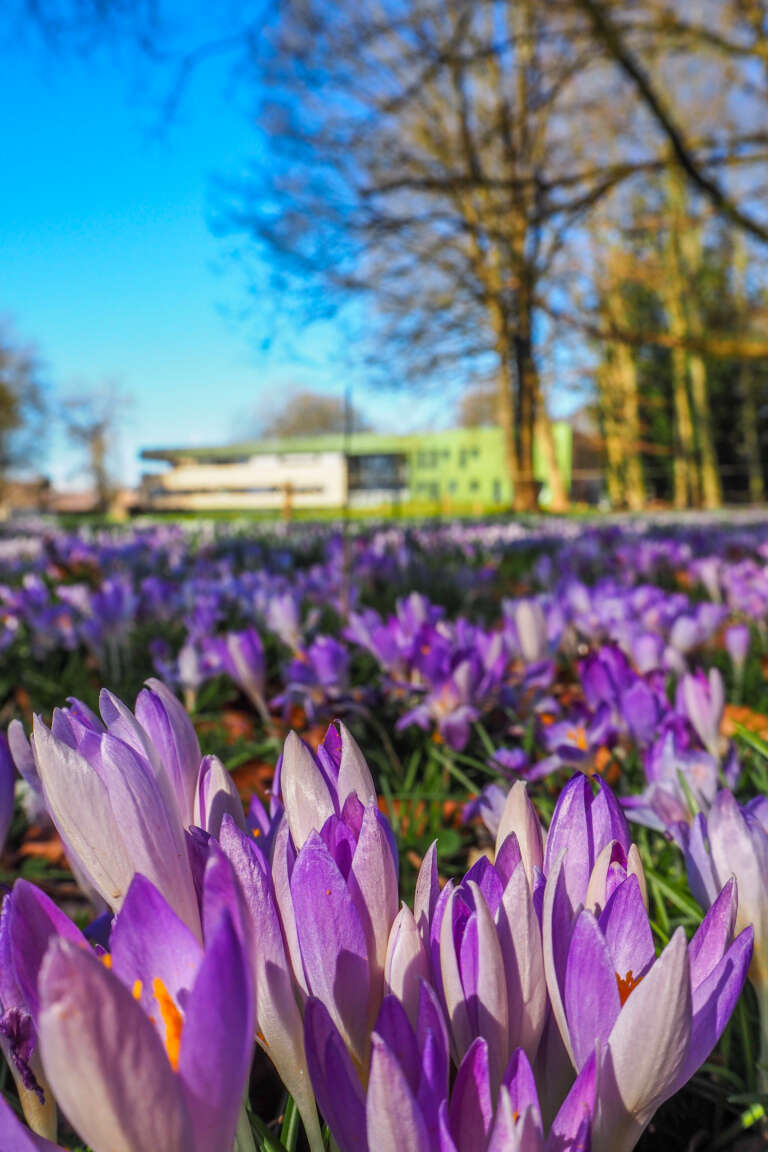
[142,423,572,511]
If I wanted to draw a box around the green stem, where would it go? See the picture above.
[280,1097,300,1152]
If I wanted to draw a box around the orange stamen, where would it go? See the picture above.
[567,725,588,751]
[616,969,643,1006]
[153,978,183,1072]
[132,979,143,1001]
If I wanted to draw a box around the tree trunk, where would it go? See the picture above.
[513,329,538,512]
[534,376,569,512]
[615,340,645,511]
[664,166,701,507]
[597,362,625,507]
[669,344,698,507]
[495,343,519,509]
[688,352,722,508]
[741,360,765,503]
[603,262,645,511]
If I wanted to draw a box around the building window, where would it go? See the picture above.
[493,479,501,502]
[459,449,467,468]
[470,479,480,492]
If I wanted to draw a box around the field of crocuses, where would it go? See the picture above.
[3,514,768,1150]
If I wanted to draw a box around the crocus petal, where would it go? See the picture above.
[98,734,200,936]
[135,679,201,828]
[626,845,648,911]
[416,981,451,1121]
[385,905,430,1028]
[349,805,399,1005]
[31,720,132,910]
[271,817,308,996]
[487,1087,543,1152]
[688,877,736,991]
[110,874,203,1018]
[596,929,691,1152]
[496,863,546,1062]
[291,832,370,1064]
[546,774,628,911]
[676,925,753,1090]
[336,722,376,810]
[414,841,439,943]
[542,853,576,1065]
[39,941,190,1152]
[684,813,719,910]
[0,734,15,855]
[495,834,523,888]
[178,912,254,1152]
[375,996,420,1090]
[503,1047,543,1134]
[304,998,367,1152]
[7,720,40,792]
[0,1093,62,1151]
[548,1049,596,1152]
[367,1033,430,1151]
[218,817,321,1149]
[448,1037,493,1150]
[564,911,621,1071]
[465,880,508,1092]
[193,754,245,839]
[584,841,622,915]
[463,857,504,918]
[5,879,88,1021]
[281,731,336,849]
[708,791,768,977]
[495,782,544,888]
[597,875,654,984]
[440,888,474,1065]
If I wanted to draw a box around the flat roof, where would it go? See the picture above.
[140,425,563,463]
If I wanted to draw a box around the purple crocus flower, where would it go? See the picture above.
[0,871,254,1152]
[7,720,48,827]
[543,785,753,1151]
[305,988,594,1152]
[275,636,350,720]
[28,682,203,935]
[684,790,768,1086]
[429,821,547,1092]
[676,668,725,760]
[542,773,632,911]
[621,724,720,839]
[223,723,396,1136]
[0,879,88,1140]
[219,814,324,1151]
[209,628,272,729]
[725,624,750,697]
[397,659,481,751]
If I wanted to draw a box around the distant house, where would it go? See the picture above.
[139,426,573,513]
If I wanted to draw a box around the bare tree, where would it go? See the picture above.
[255,389,372,438]
[0,327,48,492]
[220,0,651,511]
[61,386,128,514]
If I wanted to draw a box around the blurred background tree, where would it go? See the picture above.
[61,386,130,515]
[254,390,373,439]
[10,0,768,511]
[0,328,47,495]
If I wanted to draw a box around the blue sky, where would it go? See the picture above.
[0,7,448,487]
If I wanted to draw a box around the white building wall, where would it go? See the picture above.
[143,452,347,510]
